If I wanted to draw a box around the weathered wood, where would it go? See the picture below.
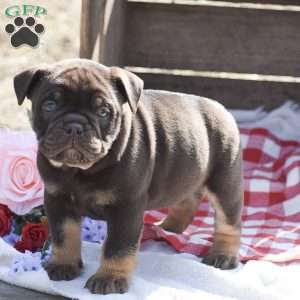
[212,0,300,5]
[135,72,300,110]
[99,0,127,66]
[80,0,127,65]
[124,3,300,76]
[129,0,300,5]
[0,281,66,300]
[80,0,106,59]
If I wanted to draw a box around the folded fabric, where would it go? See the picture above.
[1,239,300,300]
[231,101,300,141]
[144,108,300,264]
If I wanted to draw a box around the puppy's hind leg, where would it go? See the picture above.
[202,154,243,270]
[159,196,201,234]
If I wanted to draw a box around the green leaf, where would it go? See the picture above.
[41,238,51,259]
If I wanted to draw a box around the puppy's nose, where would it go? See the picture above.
[64,123,84,136]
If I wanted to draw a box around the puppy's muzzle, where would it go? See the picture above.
[40,113,102,168]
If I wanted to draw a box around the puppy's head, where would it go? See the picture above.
[14,59,143,170]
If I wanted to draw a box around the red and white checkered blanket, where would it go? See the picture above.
[143,128,300,264]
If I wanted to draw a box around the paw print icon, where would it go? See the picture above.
[5,16,45,48]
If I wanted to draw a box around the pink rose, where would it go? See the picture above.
[0,129,44,215]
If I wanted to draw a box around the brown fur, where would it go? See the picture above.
[50,219,82,264]
[97,252,137,279]
[208,189,241,254]
[159,197,201,233]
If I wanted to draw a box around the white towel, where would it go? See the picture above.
[230,101,300,141]
[1,240,300,300]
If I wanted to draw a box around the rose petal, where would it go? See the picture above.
[0,137,44,215]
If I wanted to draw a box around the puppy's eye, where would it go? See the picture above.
[97,106,111,118]
[42,100,57,112]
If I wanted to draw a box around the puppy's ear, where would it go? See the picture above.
[111,67,144,113]
[14,65,49,105]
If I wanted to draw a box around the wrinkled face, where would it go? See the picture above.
[14,59,143,170]
[36,69,122,169]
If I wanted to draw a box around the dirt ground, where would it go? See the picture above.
[0,0,81,129]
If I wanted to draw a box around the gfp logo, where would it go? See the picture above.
[4,5,47,48]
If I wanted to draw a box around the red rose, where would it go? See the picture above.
[0,204,12,236]
[15,223,49,253]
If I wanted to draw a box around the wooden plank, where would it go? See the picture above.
[79,0,106,59]
[127,1,300,13]
[99,0,127,66]
[127,66,300,83]
[0,281,66,300]
[212,0,300,5]
[135,73,300,110]
[133,0,300,6]
[124,3,300,76]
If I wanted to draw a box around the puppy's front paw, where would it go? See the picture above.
[202,253,238,270]
[43,261,82,281]
[85,274,129,294]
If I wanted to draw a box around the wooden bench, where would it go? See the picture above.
[80,0,300,109]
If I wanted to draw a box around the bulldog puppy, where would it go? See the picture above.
[14,59,243,295]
